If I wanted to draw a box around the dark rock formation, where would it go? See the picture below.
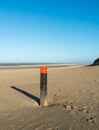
[92,58,99,66]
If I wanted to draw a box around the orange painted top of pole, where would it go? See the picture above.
[40,66,47,74]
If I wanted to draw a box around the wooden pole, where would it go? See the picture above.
[40,66,48,106]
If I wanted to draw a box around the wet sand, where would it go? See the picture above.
[0,64,99,130]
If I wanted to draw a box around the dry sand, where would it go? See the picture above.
[0,64,99,130]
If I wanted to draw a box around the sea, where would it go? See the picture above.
[0,63,55,66]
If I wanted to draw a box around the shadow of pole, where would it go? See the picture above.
[11,86,40,105]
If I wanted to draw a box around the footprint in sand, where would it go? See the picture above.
[78,106,96,124]
[86,117,96,123]
[79,106,89,113]
[63,102,74,110]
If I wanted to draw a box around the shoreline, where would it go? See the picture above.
[0,64,85,70]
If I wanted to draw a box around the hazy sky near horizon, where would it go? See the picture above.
[0,0,99,63]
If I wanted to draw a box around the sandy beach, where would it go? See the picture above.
[0,64,99,130]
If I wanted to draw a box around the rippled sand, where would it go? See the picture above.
[0,65,99,130]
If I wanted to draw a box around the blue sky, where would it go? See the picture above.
[0,0,99,63]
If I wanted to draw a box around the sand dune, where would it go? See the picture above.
[0,65,99,130]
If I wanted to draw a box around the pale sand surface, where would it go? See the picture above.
[0,65,99,130]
